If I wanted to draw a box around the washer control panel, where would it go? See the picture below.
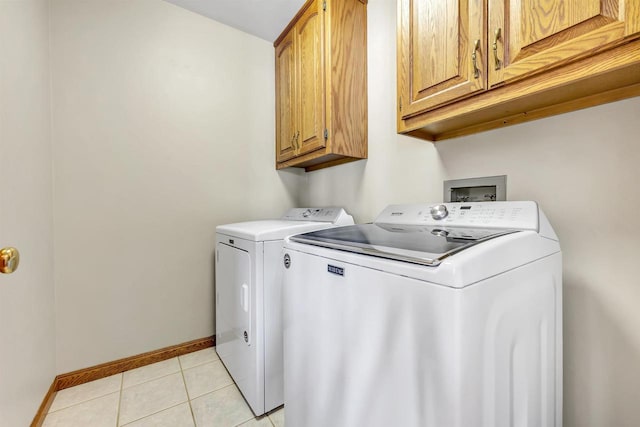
[281,207,349,223]
[375,201,539,231]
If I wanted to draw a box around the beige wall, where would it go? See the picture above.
[0,0,56,425]
[301,1,640,426]
[51,0,303,373]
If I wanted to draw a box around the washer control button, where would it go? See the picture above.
[430,204,449,220]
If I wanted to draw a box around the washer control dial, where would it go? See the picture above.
[430,204,449,220]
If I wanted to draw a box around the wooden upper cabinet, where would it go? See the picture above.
[275,31,296,163]
[296,2,326,156]
[489,0,640,87]
[398,0,486,117]
[274,0,367,172]
[397,0,640,141]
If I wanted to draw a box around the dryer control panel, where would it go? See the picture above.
[375,201,539,231]
[281,208,353,225]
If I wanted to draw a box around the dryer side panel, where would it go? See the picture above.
[263,240,286,413]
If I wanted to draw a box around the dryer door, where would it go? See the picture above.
[216,238,265,415]
[217,243,252,349]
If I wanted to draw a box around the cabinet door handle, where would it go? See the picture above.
[493,28,502,70]
[295,131,300,153]
[472,39,480,79]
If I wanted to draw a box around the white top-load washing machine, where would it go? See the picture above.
[215,207,354,416]
[282,201,562,427]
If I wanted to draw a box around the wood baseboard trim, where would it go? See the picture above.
[31,335,215,426]
[30,380,57,427]
[56,335,215,390]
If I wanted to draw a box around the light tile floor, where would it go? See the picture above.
[43,348,285,427]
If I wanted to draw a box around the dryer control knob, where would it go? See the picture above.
[430,204,449,220]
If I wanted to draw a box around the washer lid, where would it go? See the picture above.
[289,223,518,266]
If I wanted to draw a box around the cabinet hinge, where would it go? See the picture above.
[322,0,326,11]
[399,96,402,111]
[324,129,329,140]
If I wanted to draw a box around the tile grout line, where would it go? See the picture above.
[119,401,190,427]
[232,413,276,427]
[180,358,234,401]
[182,358,223,375]
[180,353,222,371]
[51,359,184,415]
[41,390,123,426]
[265,409,279,427]
[46,389,121,415]
[191,382,255,425]
[178,355,199,426]
[47,374,124,414]
[266,406,284,427]
[46,350,220,426]
[227,381,254,427]
[116,362,188,426]
[117,372,189,426]
[116,373,124,427]
[122,365,182,390]
[215,359,255,427]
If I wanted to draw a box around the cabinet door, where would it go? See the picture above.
[275,30,297,163]
[398,0,486,118]
[489,0,640,87]
[296,0,326,155]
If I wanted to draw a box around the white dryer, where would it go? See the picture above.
[215,207,354,416]
[282,201,562,427]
